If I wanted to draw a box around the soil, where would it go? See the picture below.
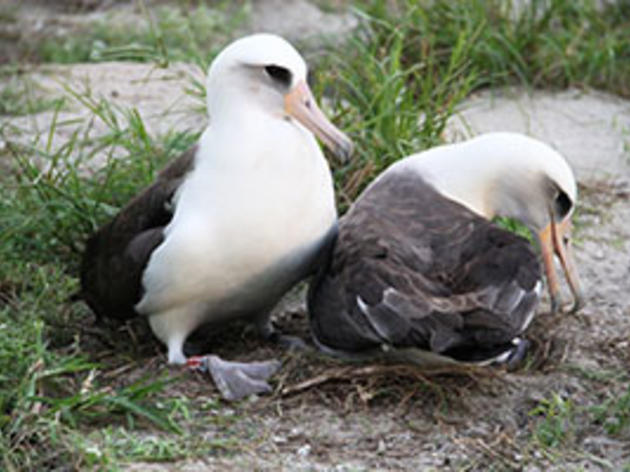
[1,1,629,470]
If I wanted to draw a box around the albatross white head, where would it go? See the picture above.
[403,132,583,313]
[204,33,353,161]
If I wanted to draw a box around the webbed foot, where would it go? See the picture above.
[505,338,530,370]
[187,355,281,401]
[256,317,309,352]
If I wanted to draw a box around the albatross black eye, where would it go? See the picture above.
[264,65,292,87]
[554,190,572,220]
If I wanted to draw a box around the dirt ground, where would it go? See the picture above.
[2,1,630,470]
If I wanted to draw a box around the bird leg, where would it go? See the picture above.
[150,310,283,401]
[255,312,309,351]
[187,355,281,401]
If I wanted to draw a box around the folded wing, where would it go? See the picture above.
[308,172,541,362]
[80,146,196,320]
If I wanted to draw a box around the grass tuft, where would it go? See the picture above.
[0,272,182,469]
[315,1,479,209]
[0,76,64,116]
[27,2,249,69]
[591,385,630,436]
[1,82,199,269]
[529,393,576,448]
[0,80,199,468]
[351,0,630,97]
[528,384,630,464]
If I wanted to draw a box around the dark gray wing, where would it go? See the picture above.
[308,172,541,361]
[80,146,197,320]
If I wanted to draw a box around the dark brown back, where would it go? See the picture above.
[308,171,541,360]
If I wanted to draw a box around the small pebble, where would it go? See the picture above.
[288,427,303,438]
[377,439,386,454]
[297,444,311,457]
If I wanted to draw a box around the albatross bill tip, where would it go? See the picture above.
[538,216,584,314]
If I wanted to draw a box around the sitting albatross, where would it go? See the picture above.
[308,133,582,365]
[80,34,353,400]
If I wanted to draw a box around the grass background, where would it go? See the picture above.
[1,0,629,469]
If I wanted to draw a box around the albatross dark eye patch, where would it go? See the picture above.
[554,190,572,220]
[264,65,292,87]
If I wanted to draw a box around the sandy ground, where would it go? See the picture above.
[2,1,630,471]
[446,87,630,184]
[0,61,206,169]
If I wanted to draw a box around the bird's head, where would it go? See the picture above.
[205,33,353,162]
[484,133,583,313]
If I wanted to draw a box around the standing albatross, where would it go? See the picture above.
[80,34,353,400]
[308,133,582,365]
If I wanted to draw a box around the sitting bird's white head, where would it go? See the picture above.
[204,33,353,162]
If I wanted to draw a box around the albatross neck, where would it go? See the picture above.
[387,133,578,231]
[398,141,506,220]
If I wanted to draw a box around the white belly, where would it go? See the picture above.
[136,133,336,317]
